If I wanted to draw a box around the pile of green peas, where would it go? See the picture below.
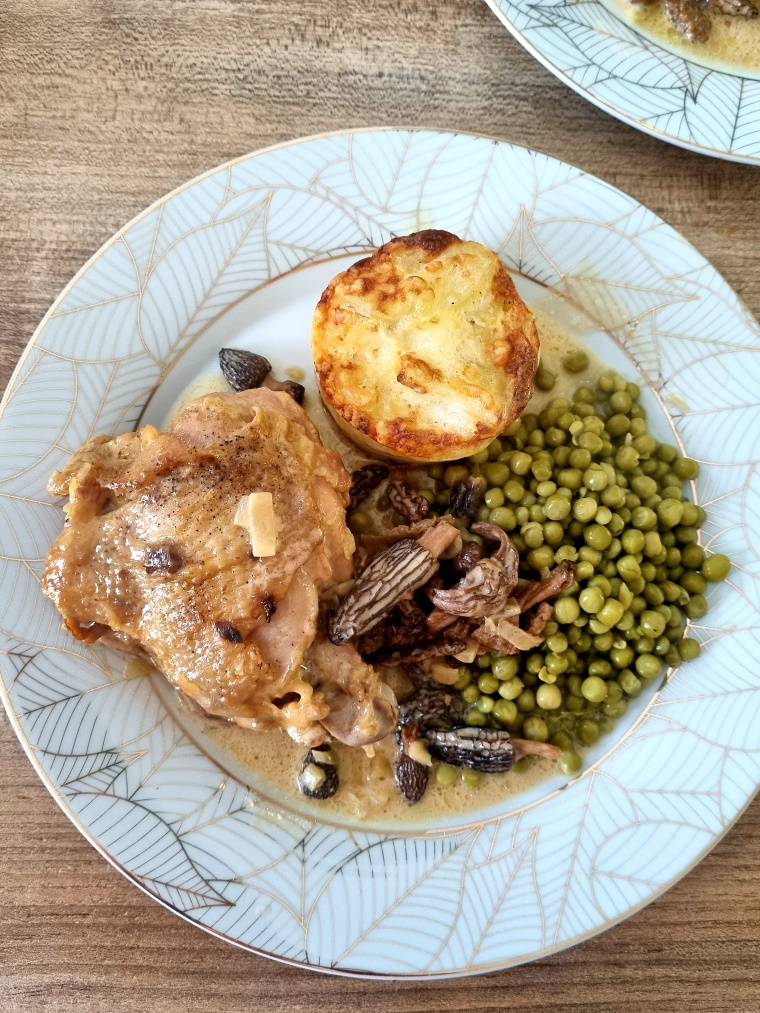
[413,358,730,785]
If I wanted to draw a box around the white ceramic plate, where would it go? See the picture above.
[485,0,760,163]
[1,129,759,977]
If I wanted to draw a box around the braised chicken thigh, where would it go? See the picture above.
[42,388,396,747]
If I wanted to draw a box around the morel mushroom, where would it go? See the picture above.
[424,727,560,773]
[448,476,484,520]
[348,463,389,512]
[395,722,431,804]
[430,557,515,619]
[387,472,430,524]
[297,745,339,800]
[219,348,305,404]
[327,522,459,645]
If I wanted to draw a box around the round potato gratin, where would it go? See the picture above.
[311,230,539,463]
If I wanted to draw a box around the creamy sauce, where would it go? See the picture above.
[608,0,760,76]
[198,720,556,824]
[159,311,601,825]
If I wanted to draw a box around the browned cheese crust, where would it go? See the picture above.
[311,230,539,462]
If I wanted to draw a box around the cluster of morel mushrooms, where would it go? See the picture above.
[300,465,575,806]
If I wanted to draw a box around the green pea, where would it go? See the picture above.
[573,384,594,404]
[579,587,605,614]
[461,684,481,704]
[348,510,373,535]
[681,571,707,595]
[632,434,656,457]
[542,522,563,547]
[435,764,458,787]
[606,680,624,703]
[503,479,524,504]
[656,498,684,529]
[630,475,657,500]
[675,525,698,545]
[571,497,596,524]
[673,457,699,479]
[631,506,657,531]
[566,694,585,713]
[584,524,613,551]
[619,670,642,696]
[616,446,640,472]
[680,502,699,526]
[619,529,643,555]
[508,451,531,476]
[545,632,569,655]
[589,633,611,655]
[678,638,701,661]
[469,449,490,465]
[559,750,582,775]
[635,653,663,679]
[554,468,581,492]
[529,459,552,483]
[444,465,470,487]
[664,646,682,667]
[544,494,571,521]
[516,689,536,713]
[610,645,635,669]
[602,487,627,511]
[604,414,628,439]
[702,553,731,582]
[596,598,625,627]
[464,706,487,726]
[643,583,665,606]
[583,467,608,492]
[639,609,666,638]
[603,698,628,718]
[476,504,491,522]
[522,522,544,549]
[453,670,472,691]
[577,431,604,455]
[609,390,632,414]
[519,716,548,743]
[481,462,508,487]
[482,486,504,509]
[489,506,517,531]
[476,695,494,714]
[545,653,569,676]
[493,699,518,725]
[545,426,567,448]
[490,656,518,681]
[559,349,588,374]
[461,768,484,788]
[477,673,499,695]
[666,604,683,627]
[552,597,580,624]
[653,635,671,656]
[684,594,708,619]
[615,555,641,583]
[527,546,555,570]
[498,677,524,701]
[526,653,544,675]
[578,719,600,745]
[657,444,678,464]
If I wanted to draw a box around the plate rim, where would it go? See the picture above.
[2,125,759,978]
[483,0,760,165]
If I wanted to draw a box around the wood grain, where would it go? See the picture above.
[1,2,759,1010]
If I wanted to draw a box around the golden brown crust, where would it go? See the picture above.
[312,230,539,463]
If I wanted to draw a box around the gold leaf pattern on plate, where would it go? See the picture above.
[0,129,758,978]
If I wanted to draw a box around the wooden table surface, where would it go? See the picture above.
[2,2,759,1010]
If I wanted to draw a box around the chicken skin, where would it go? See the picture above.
[42,388,396,747]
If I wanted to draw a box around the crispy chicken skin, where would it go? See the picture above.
[42,388,396,747]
